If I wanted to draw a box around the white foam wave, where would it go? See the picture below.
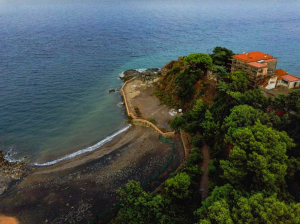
[34,125,131,167]
[135,68,147,73]
[118,68,147,78]
[4,148,23,163]
[117,102,125,107]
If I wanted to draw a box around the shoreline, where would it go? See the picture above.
[0,126,184,224]
[34,125,131,167]
[0,69,185,224]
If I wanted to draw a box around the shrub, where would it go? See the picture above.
[148,117,157,125]
[164,172,191,199]
[172,66,181,74]
[203,82,210,87]
[192,136,204,148]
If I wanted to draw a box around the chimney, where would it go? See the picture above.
[243,51,246,54]
[264,54,267,58]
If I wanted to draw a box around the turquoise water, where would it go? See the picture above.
[1,0,299,164]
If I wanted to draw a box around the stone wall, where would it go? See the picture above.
[121,78,175,138]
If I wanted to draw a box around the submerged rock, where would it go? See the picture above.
[108,89,116,93]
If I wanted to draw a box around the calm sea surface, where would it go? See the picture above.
[0,0,299,164]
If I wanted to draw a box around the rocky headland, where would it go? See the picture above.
[119,68,160,82]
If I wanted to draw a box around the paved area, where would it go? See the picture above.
[124,79,178,131]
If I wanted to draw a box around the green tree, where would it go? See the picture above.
[220,122,295,195]
[190,99,207,121]
[212,65,228,80]
[114,181,169,224]
[184,53,213,72]
[164,172,191,199]
[195,184,243,223]
[232,193,300,224]
[228,71,249,93]
[170,116,185,130]
[202,199,233,224]
[201,110,220,146]
[196,184,300,224]
[222,105,272,141]
[271,90,300,115]
[210,46,234,72]
[271,94,286,111]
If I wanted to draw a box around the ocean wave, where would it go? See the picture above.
[4,148,23,163]
[118,68,147,78]
[34,125,131,167]
[117,102,125,107]
[135,68,147,73]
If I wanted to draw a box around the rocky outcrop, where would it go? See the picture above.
[160,60,177,76]
[0,151,29,196]
[120,68,161,82]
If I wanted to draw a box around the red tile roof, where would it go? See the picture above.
[233,51,275,63]
[264,59,278,62]
[281,74,300,82]
[275,68,288,77]
[259,80,268,88]
[275,69,300,82]
[247,62,268,68]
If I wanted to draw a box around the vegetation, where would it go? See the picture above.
[147,117,157,125]
[112,47,300,223]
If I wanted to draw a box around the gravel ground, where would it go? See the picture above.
[0,126,184,224]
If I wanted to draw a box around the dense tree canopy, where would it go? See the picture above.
[220,121,295,195]
[112,48,300,224]
[210,46,234,72]
[196,184,300,224]
[271,90,300,114]
[222,105,272,141]
[184,53,213,71]
[113,181,168,224]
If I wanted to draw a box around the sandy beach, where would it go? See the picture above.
[0,126,184,224]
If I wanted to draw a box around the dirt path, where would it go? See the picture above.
[0,126,183,224]
[200,141,210,201]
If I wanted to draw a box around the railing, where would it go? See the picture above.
[87,135,176,224]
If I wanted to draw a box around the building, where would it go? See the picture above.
[231,51,278,86]
[259,69,300,90]
[276,69,300,89]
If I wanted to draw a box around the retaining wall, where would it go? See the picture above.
[121,78,175,138]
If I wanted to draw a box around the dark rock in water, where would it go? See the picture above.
[120,68,161,82]
[119,69,140,82]
[108,89,116,93]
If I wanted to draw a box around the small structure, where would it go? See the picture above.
[276,69,300,89]
[259,69,300,90]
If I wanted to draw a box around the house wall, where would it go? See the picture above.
[262,67,268,76]
[266,77,277,90]
[277,80,289,88]
[288,81,300,89]
[277,80,300,89]
[266,61,277,70]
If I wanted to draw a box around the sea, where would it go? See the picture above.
[0,0,299,165]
